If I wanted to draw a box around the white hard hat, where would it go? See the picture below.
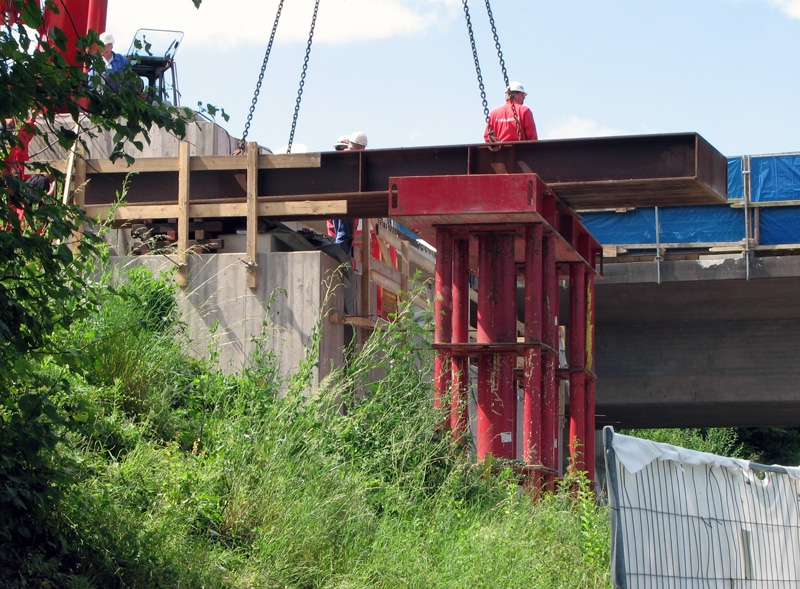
[507,81,526,95]
[349,131,367,148]
[100,32,115,45]
[334,134,350,150]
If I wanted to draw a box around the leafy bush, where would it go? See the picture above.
[621,427,744,457]
[1,268,613,587]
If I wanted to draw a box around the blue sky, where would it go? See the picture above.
[108,0,800,157]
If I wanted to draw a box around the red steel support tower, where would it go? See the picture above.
[390,173,601,484]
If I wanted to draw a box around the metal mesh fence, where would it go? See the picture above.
[604,426,800,588]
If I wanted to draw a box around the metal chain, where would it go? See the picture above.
[239,0,285,151]
[461,0,495,141]
[287,0,321,154]
[484,0,523,140]
[484,0,509,89]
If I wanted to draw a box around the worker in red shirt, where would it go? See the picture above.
[484,81,538,143]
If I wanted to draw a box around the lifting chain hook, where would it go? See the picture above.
[483,0,523,140]
[239,0,285,152]
[462,0,494,140]
[287,0,321,154]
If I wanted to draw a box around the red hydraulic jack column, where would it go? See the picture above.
[567,233,598,480]
[522,224,543,468]
[451,236,470,441]
[434,230,453,410]
[541,231,559,489]
[389,173,601,481]
[476,231,517,459]
[585,271,597,480]
[569,263,587,473]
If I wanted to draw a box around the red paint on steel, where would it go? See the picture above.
[542,233,559,488]
[87,0,108,38]
[434,229,453,410]
[451,237,470,439]
[389,174,601,483]
[523,224,544,468]
[585,272,597,481]
[569,263,587,472]
[476,233,517,459]
[43,1,91,67]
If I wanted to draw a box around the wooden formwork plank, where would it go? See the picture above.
[247,142,258,290]
[177,141,190,287]
[360,219,373,330]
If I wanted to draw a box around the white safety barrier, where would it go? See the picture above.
[603,426,800,588]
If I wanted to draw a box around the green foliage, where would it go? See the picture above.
[619,426,800,466]
[0,272,613,587]
[620,427,745,458]
[736,427,800,466]
[0,7,611,578]
[0,1,215,576]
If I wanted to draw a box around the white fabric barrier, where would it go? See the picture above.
[604,426,800,588]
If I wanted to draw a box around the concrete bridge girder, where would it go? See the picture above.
[594,255,800,429]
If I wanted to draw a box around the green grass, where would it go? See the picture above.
[1,266,612,588]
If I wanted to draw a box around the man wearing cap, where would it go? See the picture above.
[93,32,129,92]
[333,134,350,151]
[484,81,538,143]
[328,132,368,256]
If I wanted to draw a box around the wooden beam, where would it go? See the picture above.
[370,257,403,290]
[247,141,258,290]
[731,199,800,209]
[752,244,800,251]
[374,224,394,266]
[72,152,322,174]
[177,141,190,287]
[400,239,410,296]
[256,153,321,170]
[603,241,744,251]
[85,203,179,221]
[83,156,179,174]
[85,200,348,222]
[377,223,436,276]
[360,219,373,327]
[328,311,379,330]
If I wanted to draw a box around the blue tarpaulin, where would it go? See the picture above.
[760,207,800,245]
[581,205,744,245]
[728,157,744,200]
[751,154,800,202]
[581,154,800,246]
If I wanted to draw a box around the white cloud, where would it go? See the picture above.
[764,0,800,19]
[107,0,460,51]
[542,116,628,140]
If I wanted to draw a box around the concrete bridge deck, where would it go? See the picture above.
[594,254,800,429]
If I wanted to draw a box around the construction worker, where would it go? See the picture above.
[328,132,368,256]
[26,172,56,197]
[347,131,367,150]
[333,135,350,151]
[484,81,538,143]
[93,32,129,92]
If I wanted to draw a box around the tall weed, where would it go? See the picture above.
[2,266,612,588]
